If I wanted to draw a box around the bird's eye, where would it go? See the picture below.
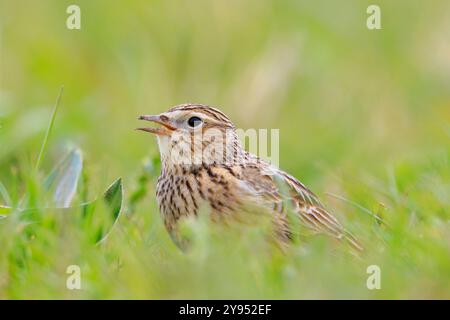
[187,116,202,128]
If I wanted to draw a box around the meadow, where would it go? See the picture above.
[0,0,449,299]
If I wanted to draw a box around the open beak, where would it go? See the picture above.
[136,114,176,136]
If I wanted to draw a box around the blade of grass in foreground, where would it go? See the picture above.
[326,192,389,227]
[44,148,83,208]
[0,180,12,206]
[35,86,64,172]
[0,205,12,216]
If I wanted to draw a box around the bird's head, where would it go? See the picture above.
[138,104,243,170]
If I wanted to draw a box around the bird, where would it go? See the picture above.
[137,103,362,251]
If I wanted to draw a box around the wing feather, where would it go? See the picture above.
[235,160,363,251]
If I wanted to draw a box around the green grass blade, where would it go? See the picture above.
[0,180,12,206]
[0,205,13,216]
[35,86,64,172]
[326,192,389,227]
[97,178,123,244]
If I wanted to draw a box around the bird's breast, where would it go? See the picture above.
[156,165,249,232]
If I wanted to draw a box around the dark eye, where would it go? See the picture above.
[187,116,202,128]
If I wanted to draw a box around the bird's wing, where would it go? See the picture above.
[237,162,363,251]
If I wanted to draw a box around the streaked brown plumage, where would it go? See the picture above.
[138,103,362,251]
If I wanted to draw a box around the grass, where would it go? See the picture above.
[0,0,449,299]
[35,86,64,172]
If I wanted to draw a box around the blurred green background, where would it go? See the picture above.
[0,0,449,299]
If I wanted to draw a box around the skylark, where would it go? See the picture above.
[138,104,362,251]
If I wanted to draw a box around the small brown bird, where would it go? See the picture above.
[138,104,362,251]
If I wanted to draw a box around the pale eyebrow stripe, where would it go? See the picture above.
[169,104,234,127]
